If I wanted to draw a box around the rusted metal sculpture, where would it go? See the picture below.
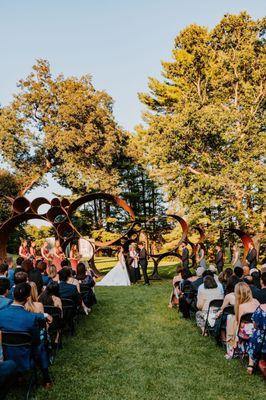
[229,228,254,264]
[140,215,205,279]
[0,192,257,278]
[0,193,136,261]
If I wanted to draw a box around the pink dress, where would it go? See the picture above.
[70,251,80,271]
[41,247,51,266]
[19,246,29,259]
[53,248,65,272]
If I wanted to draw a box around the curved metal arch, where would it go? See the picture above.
[229,228,254,263]
[67,192,136,249]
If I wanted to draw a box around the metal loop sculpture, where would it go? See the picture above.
[0,192,256,277]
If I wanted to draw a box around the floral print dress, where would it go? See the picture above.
[247,306,266,363]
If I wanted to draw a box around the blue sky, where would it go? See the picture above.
[0,0,265,202]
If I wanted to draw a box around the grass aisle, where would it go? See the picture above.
[37,282,265,400]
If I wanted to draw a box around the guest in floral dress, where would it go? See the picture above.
[247,304,266,375]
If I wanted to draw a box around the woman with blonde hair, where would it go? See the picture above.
[226,282,259,359]
[47,265,59,282]
[25,281,44,314]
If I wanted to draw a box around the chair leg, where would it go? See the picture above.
[25,370,37,400]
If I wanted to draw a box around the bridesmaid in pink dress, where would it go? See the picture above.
[41,241,52,266]
[69,244,80,271]
[29,241,37,265]
[53,240,66,271]
[19,240,29,260]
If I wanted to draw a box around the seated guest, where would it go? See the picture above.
[6,256,15,287]
[226,282,260,359]
[21,259,43,294]
[76,263,97,308]
[0,357,17,399]
[13,256,24,275]
[243,265,251,277]
[25,282,44,314]
[245,271,266,304]
[214,275,239,342]
[250,269,261,289]
[244,272,262,303]
[39,282,63,346]
[67,269,80,291]
[198,270,224,296]
[219,275,239,310]
[39,282,62,311]
[61,259,76,278]
[76,262,95,288]
[196,275,224,335]
[257,272,266,304]
[0,283,52,387]
[0,278,12,310]
[37,261,51,286]
[58,268,81,308]
[233,266,244,280]
[247,303,266,375]
[7,271,28,300]
[218,267,233,291]
[0,263,8,279]
[47,265,59,282]
[168,281,180,308]
[191,267,205,292]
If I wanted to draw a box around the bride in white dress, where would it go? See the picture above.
[96,247,131,286]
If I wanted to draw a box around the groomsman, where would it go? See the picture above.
[246,242,257,269]
[181,242,189,270]
[138,243,150,285]
[215,244,224,273]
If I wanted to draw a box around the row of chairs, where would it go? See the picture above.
[1,283,92,399]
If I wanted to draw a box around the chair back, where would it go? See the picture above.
[223,305,235,315]
[61,298,76,335]
[239,312,253,324]
[80,284,90,294]
[209,299,223,308]
[2,331,32,347]
[1,331,34,372]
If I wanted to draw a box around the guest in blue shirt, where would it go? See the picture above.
[0,283,52,388]
[0,278,12,310]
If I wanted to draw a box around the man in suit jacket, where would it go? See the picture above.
[246,243,257,269]
[181,242,189,270]
[58,267,81,307]
[0,283,41,372]
[0,278,12,310]
[215,245,224,274]
[138,243,150,285]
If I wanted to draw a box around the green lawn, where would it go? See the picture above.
[30,280,265,400]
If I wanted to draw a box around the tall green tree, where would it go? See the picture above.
[134,12,266,241]
[0,59,127,195]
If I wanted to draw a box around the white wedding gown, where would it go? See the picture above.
[96,254,131,286]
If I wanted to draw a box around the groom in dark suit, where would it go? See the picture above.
[138,242,150,285]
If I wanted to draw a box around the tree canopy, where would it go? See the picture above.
[0,59,127,195]
[134,12,265,237]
